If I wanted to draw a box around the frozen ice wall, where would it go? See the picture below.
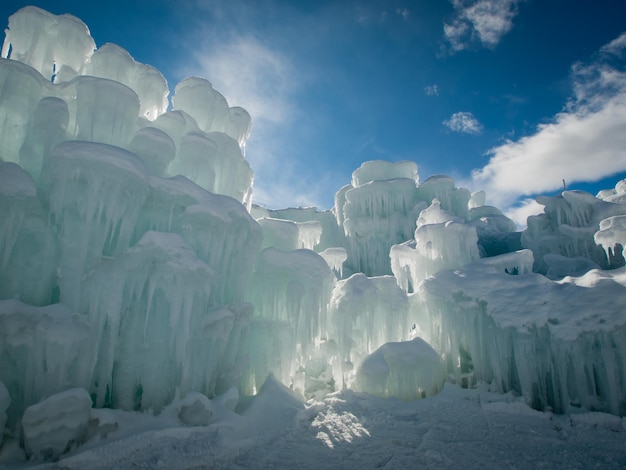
[523,190,626,277]
[0,5,264,425]
[419,258,626,415]
[245,248,335,393]
[1,7,254,207]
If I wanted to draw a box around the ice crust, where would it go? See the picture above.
[2,6,626,462]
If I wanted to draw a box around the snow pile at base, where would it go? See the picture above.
[2,383,625,469]
[355,337,444,400]
[21,388,92,461]
[0,300,93,428]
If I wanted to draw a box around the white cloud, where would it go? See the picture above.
[444,0,521,53]
[472,32,626,209]
[601,32,626,56]
[504,198,544,229]
[424,84,439,96]
[396,8,410,20]
[443,111,483,134]
[193,35,296,126]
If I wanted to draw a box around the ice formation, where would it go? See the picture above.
[1,5,626,462]
[419,259,626,415]
[523,190,626,275]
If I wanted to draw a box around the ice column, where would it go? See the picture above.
[1,6,95,80]
[132,175,262,305]
[81,232,219,411]
[245,248,334,391]
[328,274,411,387]
[84,43,168,120]
[172,77,229,134]
[391,199,480,293]
[341,177,422,276]
[60,76,140,147]
[0,163,57,305]
[128,127,176,176]
[18,97,69,183]
[41,141,149,309]
[0,59,49,163]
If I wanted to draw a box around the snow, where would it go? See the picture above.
[20,388,92,461]
[351,160,419,187]
[1,5,626,467]
[594,215,626,259]
[2,382,626,468]
[0,300,93,429]
[355,337,445,400]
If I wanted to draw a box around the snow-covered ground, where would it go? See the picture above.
[1,380,625,469]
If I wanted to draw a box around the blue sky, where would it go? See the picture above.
[2,0,626,225]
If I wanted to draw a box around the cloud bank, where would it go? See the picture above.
[472,32,626,211]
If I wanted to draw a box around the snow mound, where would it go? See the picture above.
[21,388,92,461]
[355,337,445,401]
